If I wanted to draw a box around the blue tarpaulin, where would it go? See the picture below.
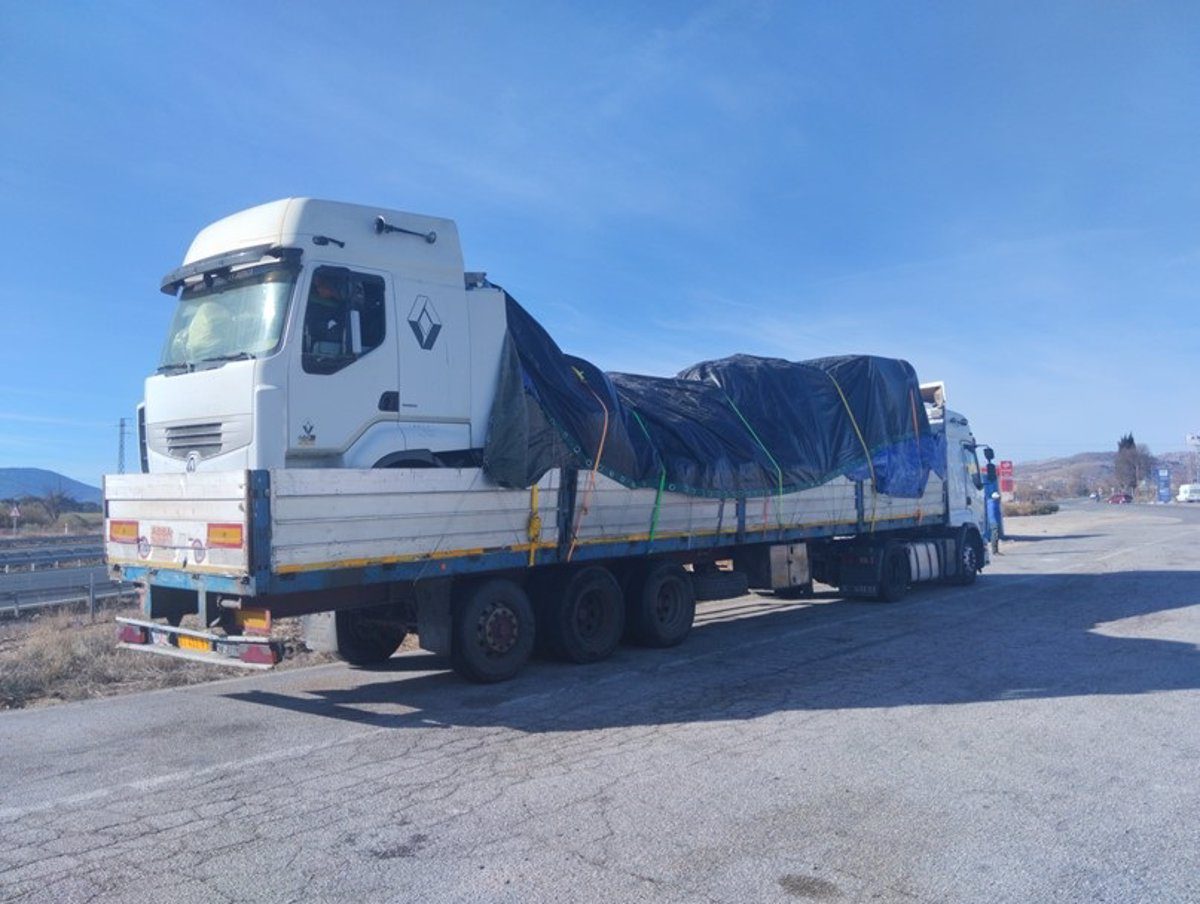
[483,294,943,499]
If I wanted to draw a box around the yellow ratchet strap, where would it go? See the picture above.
[527,484,542,567]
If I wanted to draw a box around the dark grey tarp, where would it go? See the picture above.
[483,293,944,498]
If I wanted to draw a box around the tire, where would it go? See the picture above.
[954,529,981,586]
[773,584,813,600]
[540,566,625,664]
[877,543,910,603]
[691,569,749,602]
[335,607,407,666]
[451,579,535,683]
[627,562,696,648]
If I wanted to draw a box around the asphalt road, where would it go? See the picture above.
[2,504,1198,903]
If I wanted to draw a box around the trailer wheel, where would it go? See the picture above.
[877,543,910,603]
[690,569,750,602]
[451,579,535,683]
[627,562,696,647]
[335,608,407,666]
[541,566,625,663]
[954,529,981,586]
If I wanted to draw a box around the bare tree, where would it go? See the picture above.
[41,480,72,524]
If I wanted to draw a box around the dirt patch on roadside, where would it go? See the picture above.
[0,605,336,711]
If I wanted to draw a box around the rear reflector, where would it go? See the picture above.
[240,643,279,666]
[109,520,139,544]
[207,522,244,549]
[117,623,148,644]
[234,608,271,635]
[177,634,212,652]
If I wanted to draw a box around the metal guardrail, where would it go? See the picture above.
[4,584,140,617]
[0,532,103,549]
[0,543,104,570]
[0,566,138,618]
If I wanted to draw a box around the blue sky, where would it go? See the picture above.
[2,1,1197,486]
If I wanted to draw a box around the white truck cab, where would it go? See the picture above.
[143,198,508,473]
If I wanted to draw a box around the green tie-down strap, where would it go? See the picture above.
[630,409,667,542]
[721,392,784,529]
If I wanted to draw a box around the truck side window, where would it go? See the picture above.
[962,445,982,491]
[302,267,386,375]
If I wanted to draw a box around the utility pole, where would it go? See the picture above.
[118,417,128,474]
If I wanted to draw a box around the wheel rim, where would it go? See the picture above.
[654,581,682,625]
[962,543,977,574]
[477,602,518,656]
[574,589,606,639]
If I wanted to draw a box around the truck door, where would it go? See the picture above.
[286,265,398,463]
[949,441,985,529]
[394,278,471,449]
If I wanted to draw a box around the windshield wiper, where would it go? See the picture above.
[197,352,257,364]
[157,363,194,374]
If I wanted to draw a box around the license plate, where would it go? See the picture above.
[177,635,212,652]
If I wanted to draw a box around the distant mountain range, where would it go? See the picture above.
[0,468,102,505]
[1015,450,1197,496]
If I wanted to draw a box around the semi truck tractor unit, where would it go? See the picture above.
[109,199,990,683]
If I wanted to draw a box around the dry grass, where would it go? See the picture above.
[0,605,333,710]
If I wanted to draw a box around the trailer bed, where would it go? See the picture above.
[106,467,946,595]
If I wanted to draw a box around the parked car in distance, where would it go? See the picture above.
[1108,493,1133,504]
[1176,484,1200,503]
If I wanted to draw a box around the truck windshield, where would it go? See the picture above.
[159,266,296,370]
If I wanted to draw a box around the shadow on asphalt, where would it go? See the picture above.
[225,568,1200,733]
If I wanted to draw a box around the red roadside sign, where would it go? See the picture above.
[999,460,1014,493]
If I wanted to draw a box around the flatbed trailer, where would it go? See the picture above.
[109,198,991,682]
[107,438,986,682]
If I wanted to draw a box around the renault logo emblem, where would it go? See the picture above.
[407,295,442,350]
[186,451,199,473]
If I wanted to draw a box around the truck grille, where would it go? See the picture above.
[164,422,224,459]
[145,414,250,462]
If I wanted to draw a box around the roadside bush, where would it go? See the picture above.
[14,500,52,527]
[1003,501,1059,517]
